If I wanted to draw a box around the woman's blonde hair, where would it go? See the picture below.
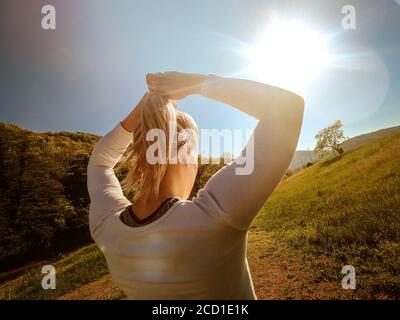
[122,93,198,204]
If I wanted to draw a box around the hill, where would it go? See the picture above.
[252,131,400,298]
[0,122,100,271]
[1,130,399,299]
[341,125,400,151]
[289,125,400,170]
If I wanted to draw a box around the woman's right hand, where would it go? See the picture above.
[146,71,205,100]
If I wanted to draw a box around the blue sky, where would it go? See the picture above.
[1,0,399,152]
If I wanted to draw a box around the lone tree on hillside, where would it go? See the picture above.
[314,120,347,156]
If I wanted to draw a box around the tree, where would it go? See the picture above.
[0,122,99,270]
[314,120,347,156]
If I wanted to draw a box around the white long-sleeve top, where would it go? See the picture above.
[87,75,304,300]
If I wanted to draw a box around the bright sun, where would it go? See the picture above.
[245,20,335,93]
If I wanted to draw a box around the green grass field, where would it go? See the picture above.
[1,133,399,299]
[251,132,400,298]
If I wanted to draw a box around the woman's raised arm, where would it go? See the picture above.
[193,74,304,230]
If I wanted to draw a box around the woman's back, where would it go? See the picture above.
[87,72,304,299]
[94,199,255,299]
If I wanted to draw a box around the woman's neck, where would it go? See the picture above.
[132,164,193,220]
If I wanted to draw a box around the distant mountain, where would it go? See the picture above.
[289,125,400,170]
[289,150,319,170]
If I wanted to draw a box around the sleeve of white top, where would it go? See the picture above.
[87,123,133,237]
[193,75,304,231]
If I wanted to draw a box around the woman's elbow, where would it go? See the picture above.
[288,93,305,127]
[291,93,305,115]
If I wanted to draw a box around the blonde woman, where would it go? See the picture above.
[87,71,304,299]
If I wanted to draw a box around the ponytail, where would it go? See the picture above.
[122,93,198,204]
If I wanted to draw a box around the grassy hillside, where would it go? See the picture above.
[341,125,400,152]
[1,131,399,299]
[0,244,122,300]
[289,125,400,170]
[252,132,400,298]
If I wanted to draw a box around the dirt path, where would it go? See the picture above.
[58,274,125,300]
[0,261,43,283]
[247,231,356,299]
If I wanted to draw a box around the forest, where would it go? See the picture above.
[0,122,100,271]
